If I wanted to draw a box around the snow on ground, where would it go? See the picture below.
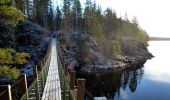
[20,63,34,76]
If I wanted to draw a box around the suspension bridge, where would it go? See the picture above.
[0,37,107,100]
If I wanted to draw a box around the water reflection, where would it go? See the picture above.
[85,41,170,100]
[144,41,170,83]
[85,68,144,99]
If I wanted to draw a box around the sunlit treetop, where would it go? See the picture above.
[0,0,11,4]
[0,48,29,65]
[0,0,26,26]
[0,6,26,26]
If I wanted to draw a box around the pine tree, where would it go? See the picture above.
[0,0,28,79]
[55,6,62,31]
[103,8,118,39]
[84,0,105,45]
[63,0,72,31]
[0,0,26,26]
[71,0,82,32]
[34,0,50,26]
[84,0,92,33]
[0,48,29,79]
[48,1,54,31]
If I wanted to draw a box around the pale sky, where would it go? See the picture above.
[54,0,170,37]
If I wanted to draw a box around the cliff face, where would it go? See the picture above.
[58,31,153,74]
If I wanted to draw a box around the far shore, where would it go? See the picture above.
[149,37,170,41]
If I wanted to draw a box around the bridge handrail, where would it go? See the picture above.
[56,37,74,100]
[20,38,52,100]
[0,38,52,100]
[56,35,95,100]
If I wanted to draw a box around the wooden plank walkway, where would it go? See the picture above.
[41,38,62,100]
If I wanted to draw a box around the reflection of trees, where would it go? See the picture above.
[85,71,122,99]
[85,68,144,99]
[120,68,144,93]
[121,71,130,90]
[129,71,138,92]
[128,69,144,92]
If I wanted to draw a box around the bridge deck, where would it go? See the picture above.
[41,38,61,100]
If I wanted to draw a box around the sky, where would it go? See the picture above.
[53,0,170,37]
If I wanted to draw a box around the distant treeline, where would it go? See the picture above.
[149,37,170,41]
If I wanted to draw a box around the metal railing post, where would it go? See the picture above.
[20,38,52,100]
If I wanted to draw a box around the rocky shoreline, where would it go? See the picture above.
[62,44,153,75]
[81,52,153,74]
[58,32,153,76]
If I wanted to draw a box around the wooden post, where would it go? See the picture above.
[39,61,43,71]
[63,79,66,100]
[77,79,86,100]
[0,85,12,100]
[65,64,68,76]
[70,71,76,90]
[61,57,64,66]
[90,97,94,100]
[33,65,38,79]
[41,61,44,68]
[41,68,45,89]
[19,74,28,97]
[36,72,40,100]
[45,65,48,79]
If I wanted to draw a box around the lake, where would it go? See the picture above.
[86,41,170,100]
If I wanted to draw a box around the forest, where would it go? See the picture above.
[0,0,151,84]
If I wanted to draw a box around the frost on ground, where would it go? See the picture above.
[0,20,51,84]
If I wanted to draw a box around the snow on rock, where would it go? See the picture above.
[0,20,50,85]
[58,31,153,74]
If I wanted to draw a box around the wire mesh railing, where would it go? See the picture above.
[1,35,96,100]
[56,34,93,100]
[20,39,52,100]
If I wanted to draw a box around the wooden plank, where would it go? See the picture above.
[41,38,62,100]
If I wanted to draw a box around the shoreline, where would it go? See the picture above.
[79,51,153,75]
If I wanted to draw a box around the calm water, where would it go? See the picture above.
[86,41,170,100]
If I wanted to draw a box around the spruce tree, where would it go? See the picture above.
[55,6,62,31]
[63,0,71,31]
[71,0,82,32]
[0,0,26,26]
[84,0,105,45]
[0,0,28,79]
[48,1,54,31]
